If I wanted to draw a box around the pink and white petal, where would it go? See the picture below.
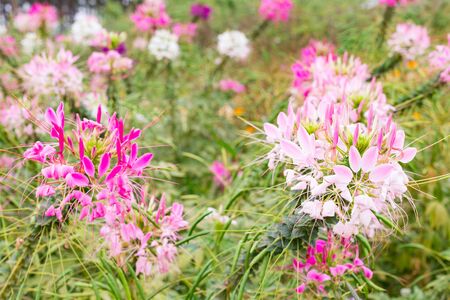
[399,147,417,163]
[361,147,378,173]
[280,140,305,161]
[333,165,353,183]
[349,146,361,173]
[369,164,394,182]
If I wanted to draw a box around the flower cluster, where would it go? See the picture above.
[428,35,450,83]
[148,29,181,60]
[0,97,38,137]
[217,30,251,60]
[173,23,197,43]
[131,0,171,32]
[190,3,213,21]
[70,12,104,45]
[293,233,372,296]
[264,49,416,239]
[219,79,246,94]
[19,49,83,98]
[0,35,18,57]
[14,2,58,33]
[88,31,133,79]
[387,22,430,61]
[378,0,416,7]
[259,0,294,23]
[23,103,188,275]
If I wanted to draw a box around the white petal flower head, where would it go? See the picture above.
[217,30,251,60]
[148,29,180,61]
[21,32,42,55]
[71,12,104,45]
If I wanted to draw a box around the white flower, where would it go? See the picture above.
[217,30,251,60]
[148,29,180,61]
[21,33,42,55]
[70,12,104,45]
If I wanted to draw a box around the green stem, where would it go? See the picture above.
[377,6,395,46]
[370,53,402,79]
[250,19,270,40]
[107,77,119,115]
[395,74,444,111]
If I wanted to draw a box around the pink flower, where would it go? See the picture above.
[190,3,212,21]
[0,36,19,57]
[219,79,246,94]
[14,3,58,33]
[36,184,56,198]
[19,49,83,97]
[388,22,430,60]
[87,51,133,76]
[130,0,171,32]
[172,23,197,42]
[24,142,56,163]
[307,270,331,283]
[210,161,232,187]
[379,0,417,7]
[259,0,294,22]
[428,35,450,83]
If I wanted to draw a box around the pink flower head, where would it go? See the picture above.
[259,0,294,22]
[210,161,232,188]
[219,79,246,94]
[0,36,19,57]
[172,23,197,42]
[379,0,417,7]
[87,50,133,77]
[130,0,171,32]
[191,3,212,21]
[388,22,430,60]
[14,2,58,33]
[428,35,450,83]
[19,49,83,97]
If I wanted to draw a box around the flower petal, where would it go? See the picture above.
[349,146,361,173]
[361,146,378,172]
[369,164,394,182]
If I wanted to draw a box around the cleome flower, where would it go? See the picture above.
[217,30,251,61]
[23,102,188,276]
[259,0,294,23]
[13,2,58,33]
[428,34,450,83]
[293,232,373,296]
[148,29,180,61]
[130,0,171,32]
[387,22,430,61]
[19,49,83,98]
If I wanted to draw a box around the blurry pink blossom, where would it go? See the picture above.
[219,79,246,94]
[172,23,197,42]
[130,0,171,32]
[210,161,232,188]
[259,0,294,22]
[388,22,430,60]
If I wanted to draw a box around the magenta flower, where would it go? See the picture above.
[210,161,232,188]
[190,3,212,21]
[293,234,373,296]
[259,0,294,23]
[219,79,246,94]
[379,0,417,7]
[130,0,171,32]
[23,102,188,276]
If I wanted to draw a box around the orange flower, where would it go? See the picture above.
[234,107,245,116]
[406,60,417,69]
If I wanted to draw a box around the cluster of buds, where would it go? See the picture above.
[293,233,373,296]
[23,103,188,275]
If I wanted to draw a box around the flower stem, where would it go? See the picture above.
[395,74,443,111]
[377,6,395,46]
[370,53,402,79]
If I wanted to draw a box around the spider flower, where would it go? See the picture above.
[259,0,294,23]
[217,30,251,61]
[130,0,171,32]
[90,31,127,54]
[387,22,430,61]
[70,12,104,45]
[210,161,232,188]
[87,50,133,76]
[23,103,188,275]
[428,35,450,83]
[172,23,197,43]
[0,36,18,57]
[190,3,212,21]
[379,0,417,6]
[13,3,58,33]
[19,49,83,97]
[263,100,416,238]
[148,29,180,60]
[219,79,246,94]
[293,233,372,296]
